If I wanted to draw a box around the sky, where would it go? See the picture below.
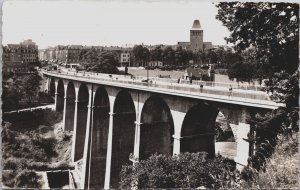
[2,0,232,49]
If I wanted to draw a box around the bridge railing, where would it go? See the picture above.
[56,69,264,91]
[44,71,273,104]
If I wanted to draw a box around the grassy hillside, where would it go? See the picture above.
[241,132,298,189]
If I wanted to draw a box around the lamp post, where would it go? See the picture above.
[146,51,150,84]
[147,66,149,82]
[146,54,149,85]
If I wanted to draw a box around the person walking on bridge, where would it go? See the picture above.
[229,85,233,96]
[200,84,203,93]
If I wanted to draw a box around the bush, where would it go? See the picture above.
[2,137,50,162]
[120,152,238,189]
[41,109,63,126]
[2,170,18,187]
[62,130,72,141]
[3,157,27,170]
[14,169,42,188]
[38,91,54,103]
[2,122,18,143]
[32,134,57,156]
[245,108,294,173]
[240,133,298,189]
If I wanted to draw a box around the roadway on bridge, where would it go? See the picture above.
[44,70,283,109]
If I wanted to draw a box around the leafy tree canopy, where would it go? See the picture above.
[216,2,299,76]
[79,49,120,74]
[22,73,42,106]
[216,2,299,107]
[216,3,299,178]
[150,46,163,61]
[132,45,150,65]
[2,73,42,111]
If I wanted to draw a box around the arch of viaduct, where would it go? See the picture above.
[47,75,276,189]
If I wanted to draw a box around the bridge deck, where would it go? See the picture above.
[43,70,283,109]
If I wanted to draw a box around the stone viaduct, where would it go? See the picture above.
[43,71,282,189]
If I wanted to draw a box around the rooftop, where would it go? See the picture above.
[191,20,202,31]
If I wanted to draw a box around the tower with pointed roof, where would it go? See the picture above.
[190,20,203,51]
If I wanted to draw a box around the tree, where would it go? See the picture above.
[205,49,218,65]
[22,73,42,107]
[222,48,242,69]
[228,62,255,84]
[35,61,42,68]
[216,2,299,76]
[150,46,163,62]
[2,73,43,111]
[2,76,25,111]
[132,45,144,65]
[190,50,202,65]
[79,48,100,67]
[265,71,299,109]
[186,50,195,64]
[216,2,299,103]
[197,50,206,65]
[216,2,299,179]
[78,48,120,74]
[162,46,175,65]
[132,45,149,66]
[143,47,150,65]
[175,46,188,65]
[87,51,120,74]
[228,48,261,84]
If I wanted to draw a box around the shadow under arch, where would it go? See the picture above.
[74,83,89,161]
[56,79,64,111]
[140,95,174,160]
[88,86,110,189]
[49,77,55,97]
[180,103,218,158]
[110,90,136,188]
[65,81,76,131]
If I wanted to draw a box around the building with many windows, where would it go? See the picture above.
[2,39,38,74]
[20,39,39,64]
[120,51,131,67]
[39,45,83,64]
[40,45,137,67]
[66,45,83,63]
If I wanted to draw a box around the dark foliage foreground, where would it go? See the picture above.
[120,152,238,189]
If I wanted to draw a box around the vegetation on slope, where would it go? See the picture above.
[1,109,73,188]
[120,153,238,189]
[241,132,298,189]
[120,131,298,189]
[2,72,54,112]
